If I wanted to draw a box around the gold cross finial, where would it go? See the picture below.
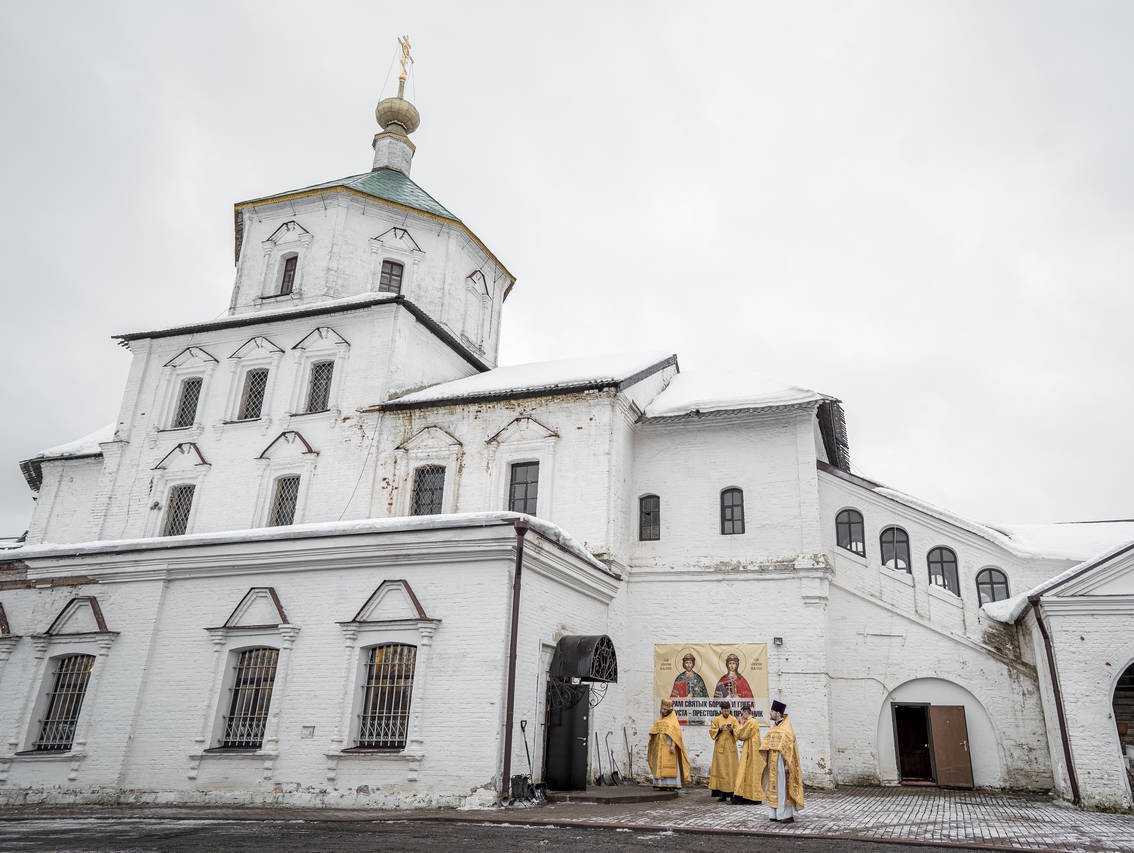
[397,35,413,84]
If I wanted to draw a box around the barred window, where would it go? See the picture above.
[279,255,298,295]
[880,526,911,572]
[976,567,1010,605]
[928,546,960,596]
[411,465,445,515]
[269,475,300,527]
[639,494,660,541]
[378,260,404,294]
[305,360,334,413]
[357,644,417,749]
[162,483,195,537]
[508,462,539,515]
[238,368,269,420]
[33,654,94,752]
[220,647,279,749]
[720,488,745,535]
[836,509,866,556]
[172,376,203,428]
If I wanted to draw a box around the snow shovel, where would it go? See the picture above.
[519,720,546,803]
[606,731,623,785]
[594,741,607,786]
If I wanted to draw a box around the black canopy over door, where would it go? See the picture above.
[543,635,618,790]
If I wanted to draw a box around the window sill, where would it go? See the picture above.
[328,749,423,761]
[221,418,263,426]
[836,547,867,565]
[881,567,914,587]
[156,425,200,434]
[8,750,86,761]
[287,409,334,418]
[927,583,963,607]
[192,749,278,760]
[256,293,300,303]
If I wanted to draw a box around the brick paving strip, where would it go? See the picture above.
[1,787,1132,852]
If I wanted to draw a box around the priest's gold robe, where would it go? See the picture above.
[732,717,767,802]
[760,714,804,810]
[647,711,691,786]
[707,713,740,794]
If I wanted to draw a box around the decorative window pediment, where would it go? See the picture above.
[345,580,437,627]
[164,347,219,369]
[397,425,462,453]
[214,587,290,631]
[292,326,350,351]
[467,269,490,297]
[373,226,423,253]
[154,442,209,470]
[258,431,317,460]
[263,220,312,248]
[229,336,284,360]
[41,596,113,637]
[0,601,11,637]
[487,416,559,445]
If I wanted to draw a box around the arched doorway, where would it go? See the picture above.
[1113,662,1134,796]
[544,635,618,790]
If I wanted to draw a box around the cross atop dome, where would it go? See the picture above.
[372,35,420,176]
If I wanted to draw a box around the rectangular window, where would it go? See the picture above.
[357,644,417,749]
[639,495,660,541]
[269,475,300,526]
[508,462,539,515]
[33,654,94,752]
[411,465,445,515]
[221,647,279,749]
[238,368,269,420]
[305,360,334,412]
[378,260,404,294]
[162,483,196,536]
[279,256,298,295]
[172,376,203,428]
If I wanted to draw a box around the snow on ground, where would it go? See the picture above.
[643,371,830,418]
[389,351,674,405]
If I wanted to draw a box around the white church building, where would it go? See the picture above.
[1,78,1132,811]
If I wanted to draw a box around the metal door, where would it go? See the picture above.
[929,705,974,789]
[544,682,589,790]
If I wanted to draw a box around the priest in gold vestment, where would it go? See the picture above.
[647,697,691,789]
[760,699,804,822]
[707,702,739,799]
[731,706,767,805]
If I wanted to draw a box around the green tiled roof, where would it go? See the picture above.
[240,168,458,221]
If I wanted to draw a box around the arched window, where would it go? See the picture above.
[975,567,1010,605]
[720,488,745,535]
[880,526,911,572]
[836,509,866,556]
[927,547,960,596]
[378,259,404,294]
[639,494,660,541]
[220,647,279,748]
[358,643,417,749]
[278,253,299,295]
[33,654,95,751]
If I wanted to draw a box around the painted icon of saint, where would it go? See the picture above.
[670,653,709,698]
[713,653,754,698]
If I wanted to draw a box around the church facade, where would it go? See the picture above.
[2,81,1132,810]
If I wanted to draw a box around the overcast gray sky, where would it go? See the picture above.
[2,1,1132,536]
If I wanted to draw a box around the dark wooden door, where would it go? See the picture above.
[929,705,974,789]
[893,703,934,782]
[544,683,589,790]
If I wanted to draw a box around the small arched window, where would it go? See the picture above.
[720,488,745,535]
[378,259,404,294]
[880,526,911,572]
[278,253,298,295]
[927,546,960,596]
[835,509,865,556]
[976,567,1010,605]
[639,495,660,541]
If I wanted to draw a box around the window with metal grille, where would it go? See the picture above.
[357,644,417,749]
[720,488,745,535]
[172,376,203,428]
[162,483,195,537]
[411,465,445,515]
[305,360,334,412]
[220,647,279,749]
[33,654,94,752]
[836,508,866,556]
[880,526,911,572]
[378,260,404,294]
[927,546,960,596]
[238,368,269,420]
[976,567,1010,605]
[269,475,300,526]
[639,494,660,541]
[279,255,298,295]
[508,462,539,515]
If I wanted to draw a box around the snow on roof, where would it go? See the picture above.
[388,351,675,406]
[32,423,116,461]
[643,372,830,419]
[11,512,614,576]
[992,521,1134,562]
[0,537,23,550]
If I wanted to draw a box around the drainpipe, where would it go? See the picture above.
[500,519,529,801]
[1030,596,1080,805]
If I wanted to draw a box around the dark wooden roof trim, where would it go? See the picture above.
[817,399,851,472]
